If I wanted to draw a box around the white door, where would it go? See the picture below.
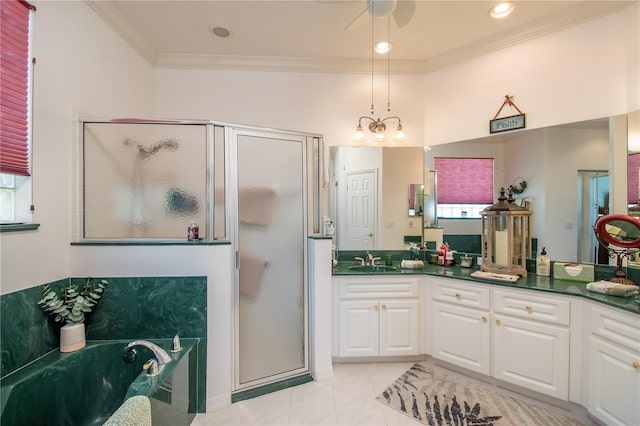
[588,335,640,426]
[379,299,419,356]
[339,300,378,357]
[345,171,376,250]
[492,315,569,400]
[432,301,491,375]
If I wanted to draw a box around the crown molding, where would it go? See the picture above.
[85,0,157,65]
[422,2,632,73]
[154,54,426,74]
[86,1,631,75]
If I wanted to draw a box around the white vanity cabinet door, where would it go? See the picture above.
[587,306,640,426]
[338,300,379,357]
[492,314,570,400]
[588,336,640,426]
[379,299,420,356]
[432,301,491,375]
[335,276,423,358]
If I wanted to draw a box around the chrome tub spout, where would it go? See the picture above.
[126,340,172,365]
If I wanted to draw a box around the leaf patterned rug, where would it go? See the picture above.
[376,363,585,426]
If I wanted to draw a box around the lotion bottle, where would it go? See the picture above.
[536,247,551,276]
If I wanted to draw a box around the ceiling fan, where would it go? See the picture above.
[343,0,416,31]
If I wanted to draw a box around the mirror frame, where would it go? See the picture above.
[594,214,640,249]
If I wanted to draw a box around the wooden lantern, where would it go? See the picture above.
[480,188,531,276]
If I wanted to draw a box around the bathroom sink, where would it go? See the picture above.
[347,265,398,272]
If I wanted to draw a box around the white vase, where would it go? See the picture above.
[60,323,86,352]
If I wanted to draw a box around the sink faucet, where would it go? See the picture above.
[367,251,382,266]
[126,340,172,365]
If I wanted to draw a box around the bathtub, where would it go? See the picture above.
[0,339,197,426]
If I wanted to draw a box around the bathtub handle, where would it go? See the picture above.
[143,358,160,377]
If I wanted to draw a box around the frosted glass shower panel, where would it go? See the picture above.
[236,134,306,387]
[83,122,208,239]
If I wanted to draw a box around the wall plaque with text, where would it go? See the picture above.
[490,113,526,134]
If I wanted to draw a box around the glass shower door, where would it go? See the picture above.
[233,131,308,391]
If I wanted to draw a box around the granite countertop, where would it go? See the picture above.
[332,261,640,314]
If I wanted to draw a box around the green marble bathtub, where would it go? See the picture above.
[0,339,197,426]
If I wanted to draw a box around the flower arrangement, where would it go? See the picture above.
[38,278,108,325]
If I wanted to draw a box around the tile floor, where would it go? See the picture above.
[192,361,596,426]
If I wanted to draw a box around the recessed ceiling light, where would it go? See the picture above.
[489,2,515,19]
[211,26,230,38]
[374,41,392,54]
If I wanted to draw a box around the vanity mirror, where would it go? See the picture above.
[329,114,632,259]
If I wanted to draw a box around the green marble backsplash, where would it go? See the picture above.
[0,276,207,411]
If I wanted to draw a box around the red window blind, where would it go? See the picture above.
[1,0,34,176]
[434,157,494,204]
[628,153,640,204]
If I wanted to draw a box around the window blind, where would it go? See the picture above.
[1,0,34,176]
[628,153,640,204]
[434,157,494,204]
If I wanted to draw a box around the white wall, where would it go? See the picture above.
[0,1,154,295]
[153,69,426,149]
[423,3,639,146]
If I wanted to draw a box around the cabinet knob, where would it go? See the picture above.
[374,304,379,311]
[525,305,533,313]
[381,304,387,310]
[455,293,461,300]
[482,316,487,323]
[495,319,502,326]
[633,362,640,369]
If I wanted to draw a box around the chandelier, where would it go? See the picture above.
[353,10,406,144]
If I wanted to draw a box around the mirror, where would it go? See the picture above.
[329,146,423,250]
[628,110,640,214]
[595,214,640,249]
[408,184,424,217]
[330,115,631,260]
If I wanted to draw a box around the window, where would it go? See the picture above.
[1,0,34,223]
[434,157,494,219]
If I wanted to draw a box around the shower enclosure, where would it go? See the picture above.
[80,119,323,394]
[228,127,322,393]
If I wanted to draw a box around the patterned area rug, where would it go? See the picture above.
[376,363,584,426]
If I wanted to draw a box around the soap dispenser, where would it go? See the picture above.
[536,247,551,276]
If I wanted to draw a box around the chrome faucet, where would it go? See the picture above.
[126,340,172,365]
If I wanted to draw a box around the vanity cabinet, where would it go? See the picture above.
[492,289,570,400]
[586,304,640,425]
[431,279,491,375]
[430,277,571,400]
[334,276,421,358]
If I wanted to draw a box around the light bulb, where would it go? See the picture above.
[353,124,365,142]
[489,2,514,19]
[375,132,386,143]
[394,128,406,142]
[374,41,392,54]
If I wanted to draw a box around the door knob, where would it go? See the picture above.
[381,304,387,310]
[525,305,533,313]
[495,319,502,326]
[368,233,374,237]
[482,316,487,323]
[633,361,640,369]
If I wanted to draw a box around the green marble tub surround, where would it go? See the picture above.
[0,341,147,426]
[0,279,66,377]
[0,276,208,412]
[0,339,199,426]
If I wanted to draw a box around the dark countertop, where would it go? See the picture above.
[333,261,640,314]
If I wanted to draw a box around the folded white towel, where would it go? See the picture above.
[586,280,639,297]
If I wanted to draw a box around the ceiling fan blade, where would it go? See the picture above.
[393,0,416,28]
[344,6,370,31]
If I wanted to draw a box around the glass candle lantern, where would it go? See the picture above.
[480,188,532,276]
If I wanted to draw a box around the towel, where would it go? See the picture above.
[586,280,640,297]
[104,396,151,426]
[239,253,268,299]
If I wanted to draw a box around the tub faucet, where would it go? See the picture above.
[126,340,172,365]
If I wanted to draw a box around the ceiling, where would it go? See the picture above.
[87,0,633,74]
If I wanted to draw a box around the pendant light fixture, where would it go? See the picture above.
[353,10,405,144]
